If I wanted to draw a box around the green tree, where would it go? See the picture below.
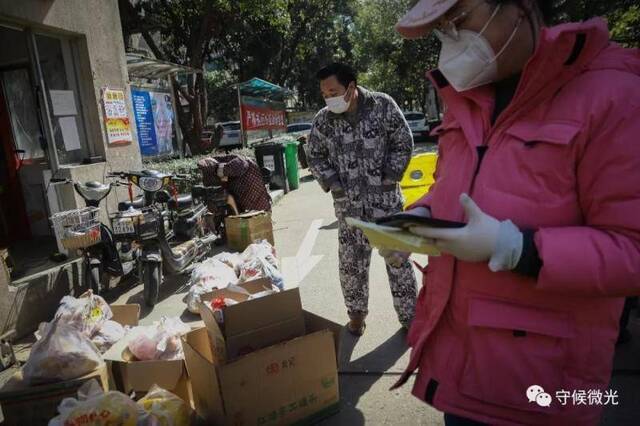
[351,0,439,112]
[215,0,356,110]
[119,0,288,154]
[553,0,640,46]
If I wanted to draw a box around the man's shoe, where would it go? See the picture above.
[347,314,367,336]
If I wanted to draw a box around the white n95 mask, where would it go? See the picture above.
[435,4,521,92]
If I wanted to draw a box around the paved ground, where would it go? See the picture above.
[8,142,640,424]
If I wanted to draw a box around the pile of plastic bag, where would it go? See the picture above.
[48,379,192,426]
[184,258,238,314]
[54,291,113,337]
[24,291,125,384]
[138,384,192,426]
[184,240,284,314]
[238,240,284,289]
[127,317,191,361]
[40,291,126,353]
[23,320,103,385]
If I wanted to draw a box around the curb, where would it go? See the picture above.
[270,189,285,206]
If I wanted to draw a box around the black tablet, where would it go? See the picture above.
[376,214,466,229]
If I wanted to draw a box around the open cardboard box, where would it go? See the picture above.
[199,279,306,361]
[225,210,274,251]
[183,310,343,425]
[104,304,191,403]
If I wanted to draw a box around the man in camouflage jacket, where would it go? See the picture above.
[306,63,417,335]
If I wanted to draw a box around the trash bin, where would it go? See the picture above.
[254,143,288,193]
[284,141,300,190]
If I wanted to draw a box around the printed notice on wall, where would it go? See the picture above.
[49,90,77,116]
[102,88,133,145]
[59,116,82,151]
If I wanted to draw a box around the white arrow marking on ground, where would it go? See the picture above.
[282,219,324,287]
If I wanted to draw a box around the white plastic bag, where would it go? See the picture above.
[239,256,284,289]
[23,320,103,385]
[91,320,126,353]
[54,290,113,338]
[127,317,191,361]
[212,252,244,275]
[186,258,239,314]
[137,384,192,426]
[184,282,215,314]
[190,258,238,288]
[242,240,279,269]
[48,379,139,426]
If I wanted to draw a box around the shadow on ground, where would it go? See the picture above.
[320,329,408,425]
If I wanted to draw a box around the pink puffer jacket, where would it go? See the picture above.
[395,19,640,425]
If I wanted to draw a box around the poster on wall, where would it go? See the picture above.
[102,88,133,145]
[131,89,174,158]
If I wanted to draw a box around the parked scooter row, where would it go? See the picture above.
[50,169,228,307]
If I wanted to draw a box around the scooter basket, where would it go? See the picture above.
[51,207,102,249]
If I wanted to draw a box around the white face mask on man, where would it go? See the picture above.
[325,85,354,114]
[435,4,522,92]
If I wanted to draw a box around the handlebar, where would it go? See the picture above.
[49,178,71,184]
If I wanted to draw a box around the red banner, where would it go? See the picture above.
[241,104,286,131]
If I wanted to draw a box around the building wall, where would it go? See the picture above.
[0,0,142,337]
[0,0,142,211]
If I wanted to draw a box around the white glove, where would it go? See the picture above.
[408,194,523,272]
[378,206,431,266]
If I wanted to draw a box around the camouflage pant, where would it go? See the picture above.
[338,220,417,327]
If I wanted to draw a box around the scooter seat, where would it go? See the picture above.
[118,196,145,211]
[168,194,193,210]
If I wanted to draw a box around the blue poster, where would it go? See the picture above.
[132,89,158,157]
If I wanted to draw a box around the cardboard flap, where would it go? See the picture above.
[198,301,228,365]
[303,311,344,357]
[201,289,250,304]
[122,359,184,392]
[110,304,140,327]
[182,328,226,424]
[238,278,273,294]
[230,210,268,219]
[225,315,306,360]
[224,288,303,337]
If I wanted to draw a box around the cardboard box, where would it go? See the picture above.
[225,210,274,251]
[199,280,306,361]
[183,311,342,426]
[104,304,191,403]
[0,364,109,426]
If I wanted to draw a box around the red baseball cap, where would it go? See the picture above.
[396,0,458,39]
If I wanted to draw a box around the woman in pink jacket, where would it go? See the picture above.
[386,0,640,425]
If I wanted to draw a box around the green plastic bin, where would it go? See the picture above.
[284,141,300,190]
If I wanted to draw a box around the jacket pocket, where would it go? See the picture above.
[458,298,576,414]
[505,120,581,146]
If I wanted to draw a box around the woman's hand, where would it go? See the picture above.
[378,206,430,266]
[408,194,523,272]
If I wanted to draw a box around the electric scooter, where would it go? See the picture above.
[107,170,220,306]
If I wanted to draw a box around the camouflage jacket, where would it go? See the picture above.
[306,87,413,220]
